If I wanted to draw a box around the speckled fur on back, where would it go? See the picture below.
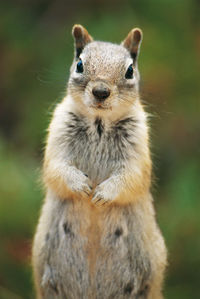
[32,24,167,299]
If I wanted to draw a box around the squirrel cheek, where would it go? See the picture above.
[126,76,137,88]
[83,91,93,107]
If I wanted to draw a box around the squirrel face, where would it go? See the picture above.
[68,25,143,117]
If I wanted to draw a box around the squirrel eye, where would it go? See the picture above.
[76,59,84,73]
[125,64,134,79]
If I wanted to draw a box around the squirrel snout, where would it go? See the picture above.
[92,84,111,101]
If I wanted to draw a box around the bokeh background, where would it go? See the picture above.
[0,0,200,298]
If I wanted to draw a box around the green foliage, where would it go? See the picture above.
[0,0,199,298]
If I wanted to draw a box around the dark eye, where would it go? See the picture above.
[76,59,84,73]
[125,64,134,79]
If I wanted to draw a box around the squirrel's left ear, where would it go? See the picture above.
[122,28,143,63]
[72,24,93,59]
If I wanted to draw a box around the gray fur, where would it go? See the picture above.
[58,112,138,184]
[33,26,167,299]
[34,192,154,299]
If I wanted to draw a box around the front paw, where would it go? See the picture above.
[91,178,119,206]
[67,169,92,197]
[77,176,93,197]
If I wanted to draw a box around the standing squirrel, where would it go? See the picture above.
[32,24,167,299]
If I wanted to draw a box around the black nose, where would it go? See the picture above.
[92,85,110,101]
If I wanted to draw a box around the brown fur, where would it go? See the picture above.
[32,25,167,299]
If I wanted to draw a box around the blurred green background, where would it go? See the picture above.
[0,0,200,298]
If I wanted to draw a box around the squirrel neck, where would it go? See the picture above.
[63,94,144,125]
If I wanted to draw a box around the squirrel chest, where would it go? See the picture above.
[64,112,136,184]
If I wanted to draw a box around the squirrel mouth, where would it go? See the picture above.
[90,103,112,110]
[97,103,105,109]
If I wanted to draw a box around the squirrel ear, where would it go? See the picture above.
[72,24,93,59]
[122,28,143,62]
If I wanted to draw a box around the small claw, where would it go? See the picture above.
[82,184,92,196]
[91,195,100,204]
[98,198,112,206]
[83,190,90,196]
[96,200,104,206]
[88,185,93,191]
[86,179,93,191]
[95,198,104,205]
[92,195,109,206]
[99,198,110,206]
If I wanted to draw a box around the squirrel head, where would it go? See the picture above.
[68,24,143,117]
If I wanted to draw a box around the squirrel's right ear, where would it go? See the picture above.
[72,24,93,59]
[122,28,143,63]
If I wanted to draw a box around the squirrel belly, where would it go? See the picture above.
[32,24,167,299]
[33,190,166,299]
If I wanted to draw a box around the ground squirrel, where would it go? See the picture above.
[32,24,167,299]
